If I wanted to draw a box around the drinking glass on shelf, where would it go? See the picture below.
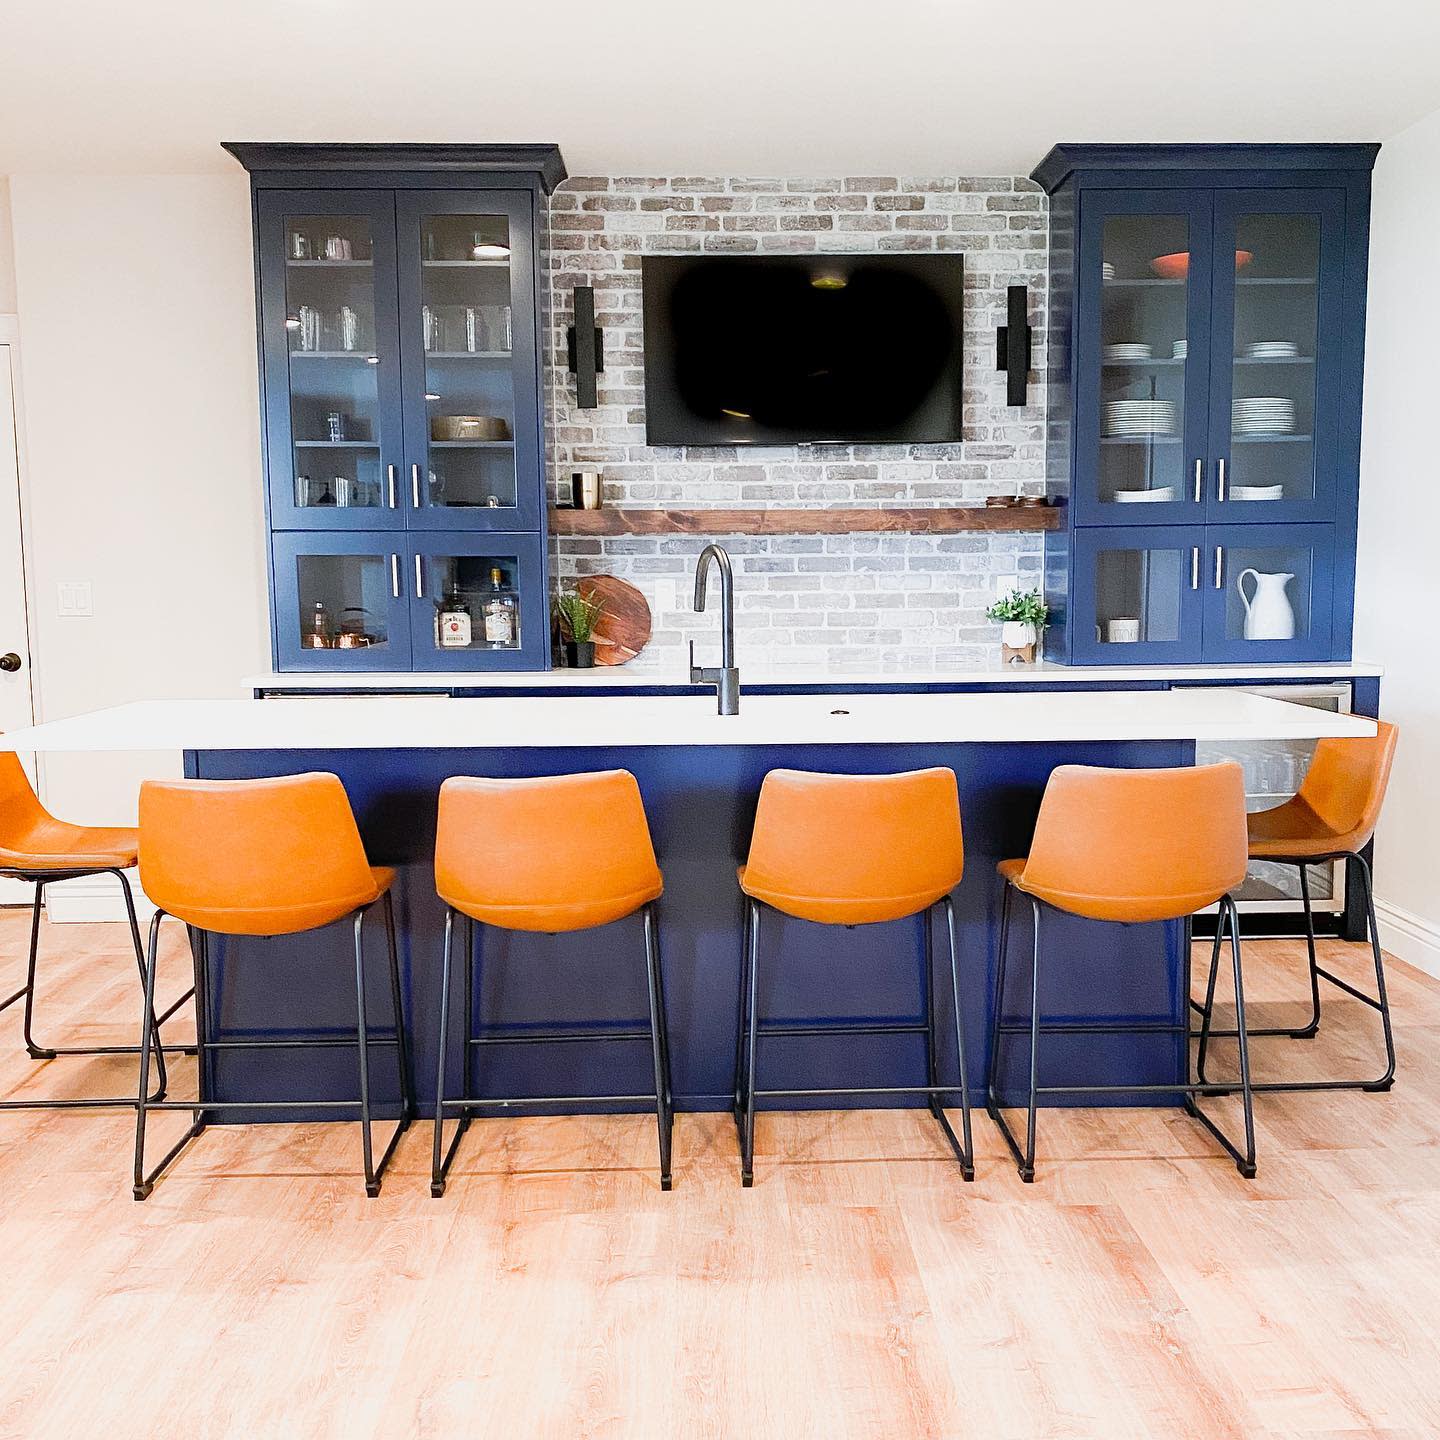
[323,235,352,261]
[338,306,360,352]
[326,412,348,443]
[289,231,312,261]
[296,305,322,352]
[423,304,444,352]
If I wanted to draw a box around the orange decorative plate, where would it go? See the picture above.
[1150,250,1254,279]
[575,574,652,665]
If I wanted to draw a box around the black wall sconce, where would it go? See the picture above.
[995,283,1032,406]
[566,285,605,409]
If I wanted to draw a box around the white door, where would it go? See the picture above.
[0,344,36,903]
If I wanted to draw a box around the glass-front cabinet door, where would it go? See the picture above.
[406,534,548,670]
[257,193,404,531]
[272,533,413,671]
[396,193,541,531]
[1206,190,1345,524]
[1201,523,1335,662]
[1069,526,1205,663]
[1074,191,1213,525]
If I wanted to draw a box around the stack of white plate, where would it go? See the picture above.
[1113,485,1178,503]
[1105,399,1176,437]
[1233,396,1296,435]
[1102,262,1116,281]
[1103,342,1152,362]
[1172,339,1188,360]
[1244,340,1299,360]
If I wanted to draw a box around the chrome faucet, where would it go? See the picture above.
[690,543,740,715]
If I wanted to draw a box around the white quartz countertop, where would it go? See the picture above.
[0,691,1376,753]
[244,661,1383,691]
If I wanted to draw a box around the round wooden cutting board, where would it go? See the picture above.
[576,574,652,666]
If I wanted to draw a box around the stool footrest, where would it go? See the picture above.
[1313,966,1385,1010]
[755,1020,928,1039]
[756,1083,965,1099]
[440,1093,658,1110]
[997,1019,1186,1036]
[467,1027,652,1047]
[200,1035,402,1050]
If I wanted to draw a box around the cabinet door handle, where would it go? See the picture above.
[386,465,397,509]
[1213,546,1225,590]
[414,554,424,599]
[1216,457,1228,503]
[390,554,400,598]
[1190,546,1200,590]
[1193,459,1204,504]
[411,463,422,509]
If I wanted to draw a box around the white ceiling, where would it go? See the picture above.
[1,0,1438,178]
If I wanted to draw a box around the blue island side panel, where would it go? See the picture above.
[187,739,1193,1122]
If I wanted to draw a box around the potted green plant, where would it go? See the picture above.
[985,587,1048,662]
[554,587,605,668]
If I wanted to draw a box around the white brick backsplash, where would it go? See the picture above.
[545,175,1048,673]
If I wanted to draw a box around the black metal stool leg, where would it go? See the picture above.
[20,880,48,1057]
[133,911,204,1199]
[732,895,753,1132]
[383,891,415,1120]
[431,906,467,1197]
[1294,863,1323,1038]
[1355,853,1397,1091]
[740,898,761,1187]
[1192,917,1227,1086]
[642,901,673,1191]
[940,894,975,1180]
[985,880,1013,1118]
[354,907,378,1195]
[988,895,1041,1182]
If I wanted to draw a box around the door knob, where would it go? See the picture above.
[0,652,21,673]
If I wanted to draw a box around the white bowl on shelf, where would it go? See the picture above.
[1112,486,1178,503]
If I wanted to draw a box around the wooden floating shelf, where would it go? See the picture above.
[549,506,1061,537]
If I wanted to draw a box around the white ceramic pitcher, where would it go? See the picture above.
[1236,568,1296,640]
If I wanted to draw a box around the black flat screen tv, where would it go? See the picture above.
[641,254,965,446]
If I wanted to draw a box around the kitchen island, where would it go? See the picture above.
[1,690,1376,1121]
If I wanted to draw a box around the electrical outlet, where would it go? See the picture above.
[57,582,93,617]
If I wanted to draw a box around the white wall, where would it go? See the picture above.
[8,175,268,835]
[1357,106,1440,974]
[0,179,17,312]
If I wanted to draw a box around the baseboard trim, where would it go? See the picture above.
[41,871,157,925]
[1374,897,1440,980]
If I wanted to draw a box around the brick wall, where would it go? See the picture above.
[544,175,1048,673]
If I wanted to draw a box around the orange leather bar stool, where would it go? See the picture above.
[0,750,192,1113]
[132,774,414,1199]
[735,768,973,1187]
[430,771,672,1194]
[1195,721,1399,1096]
[989,763,1257,1182]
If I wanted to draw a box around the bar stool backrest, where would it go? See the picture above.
[139,773,379,935]
[1294,720,1398,853]
[435,770,662,933]
[0,750,49,862]
[744,767,964,924]
[1020,762,1248,923]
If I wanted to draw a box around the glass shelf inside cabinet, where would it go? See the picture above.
[293,552,396,656]
[1098,214,1191,505]
[421,553,522,655]
[418,213,521,516]
[1226,213,1321,506]
[283,214,386,514]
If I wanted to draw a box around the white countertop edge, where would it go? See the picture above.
[243,661,1384,691]
[0,692,1378,754]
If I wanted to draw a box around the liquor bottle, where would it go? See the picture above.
[304,600,331,649]
[437,583,472,649]
[482,567,518,649]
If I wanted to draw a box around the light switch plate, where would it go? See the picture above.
[57,581,93,617]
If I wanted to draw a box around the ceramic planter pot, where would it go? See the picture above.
[1001,621,1038,649]
[564,639,596,668]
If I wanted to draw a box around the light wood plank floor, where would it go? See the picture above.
[1,909,1437,1439]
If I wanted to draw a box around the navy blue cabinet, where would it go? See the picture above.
[227,143,566,671]
[1035,145,1375,665]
